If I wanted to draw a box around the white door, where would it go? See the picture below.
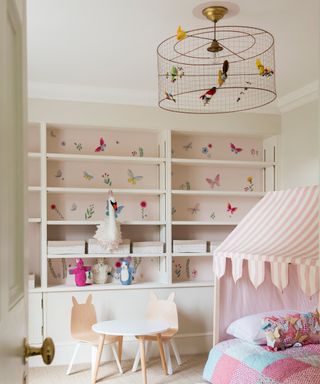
[0,0,28,382]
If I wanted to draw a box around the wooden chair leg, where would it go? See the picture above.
[132,346,140,372]
[111,344,123,374]
[66,342,81,375]
[164,341,173,375]
[138,337,147,384]
[145,340,152,362]
[118,336,123,363]
[91,346,97,381]
[156,334,168,375]
[170,338,182,366]
[91,334,105,384]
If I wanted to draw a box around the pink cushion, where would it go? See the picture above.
[262,309,320,351]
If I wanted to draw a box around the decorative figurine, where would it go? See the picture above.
[200,86,217,105]
[115,258,135,285]
[69,258,92,287]
[94,191,122,252]
[92,258,112,284]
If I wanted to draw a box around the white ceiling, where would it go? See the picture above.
[27,0,319,109]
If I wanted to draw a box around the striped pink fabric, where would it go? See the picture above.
[214,186,320,296]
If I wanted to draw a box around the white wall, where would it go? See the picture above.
[28,98,281,136]
[280,100,319,189]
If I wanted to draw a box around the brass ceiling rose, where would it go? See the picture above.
[202,6,228,23]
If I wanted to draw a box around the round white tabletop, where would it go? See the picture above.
[92,319,170,337]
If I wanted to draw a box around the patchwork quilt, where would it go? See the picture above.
[203,338,320,383]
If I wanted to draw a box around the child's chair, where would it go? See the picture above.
[132,292,182,375]
[66,294,123,378]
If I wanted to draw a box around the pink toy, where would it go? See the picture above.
[69,258,92,286]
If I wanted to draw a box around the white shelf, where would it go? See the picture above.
[172,190,265,197]
[28,186,41,192]
[28,218,41,223]
[171,252,212,257]
[47,153,166,165]
[172,221,238,226]
[47,253,166,259]
[47,187,166,195]
[47,220,165,226]
[29,280,214,293]
[28,152,41,158]
[172,158,275,168]
[171,281,214,288]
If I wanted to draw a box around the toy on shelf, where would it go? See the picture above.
[115,257,135,285]
[69,258,92,287]
[92,258,112,284]
[94,190,122,252]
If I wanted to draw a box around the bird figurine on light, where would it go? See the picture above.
[256,58,274,77]
[217,60,229,87]
[200,86,217,105]
[176,25,187,41]
[165,91,176,103]
[166,66,184,83]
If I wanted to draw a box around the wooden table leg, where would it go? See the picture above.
[92,334,105,384]
[157,333,168,375]
[118,336,123,363]
[138,336,147,384]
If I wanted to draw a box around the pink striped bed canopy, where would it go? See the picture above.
[214,186,320,297]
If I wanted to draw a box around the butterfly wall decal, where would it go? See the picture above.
[227,203,238,216]
[206,174,220,189]
[230,143,242,154]
[127,169,143,185]
[187,203,200,215]
[70,203,77,211]
[110,200,124,218]
[95,137,106,152]
[183,142,192,151]
[83,171,94,181]
[106,200,124,219]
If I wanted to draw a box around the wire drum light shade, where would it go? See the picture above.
[157,25,276,114]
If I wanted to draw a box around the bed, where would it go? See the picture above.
[203,338,320,384]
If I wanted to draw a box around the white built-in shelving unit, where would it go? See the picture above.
[27,122,278,293]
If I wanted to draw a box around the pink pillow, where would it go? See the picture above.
[262,309,320,351]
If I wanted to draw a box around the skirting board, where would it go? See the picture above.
[29,332,213,367]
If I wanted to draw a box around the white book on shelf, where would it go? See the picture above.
[132,241,164,254]
[88,239,130,254]
[173,240,207,253]
[47,240,85,255]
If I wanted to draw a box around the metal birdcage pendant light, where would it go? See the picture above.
[157,3,277,114]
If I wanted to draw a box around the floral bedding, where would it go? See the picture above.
[203,338,320,383]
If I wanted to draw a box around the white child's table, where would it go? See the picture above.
[92,319,170,384]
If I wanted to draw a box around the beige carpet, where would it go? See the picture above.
[29,354,208,384]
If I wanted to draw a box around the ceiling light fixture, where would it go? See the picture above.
[157,2,276,114]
